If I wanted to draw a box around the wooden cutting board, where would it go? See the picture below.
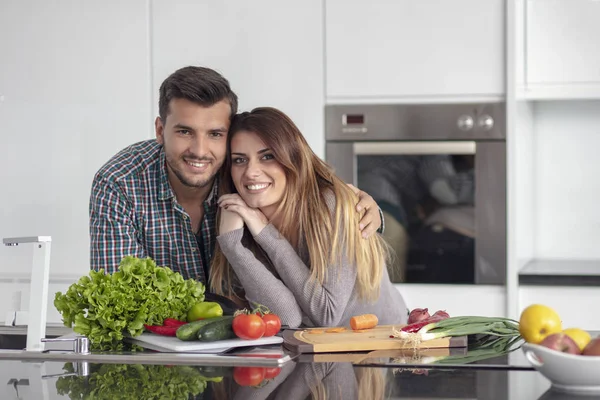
[283,324,467,354]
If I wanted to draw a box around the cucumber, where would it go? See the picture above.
[176,316,230,341]
[197,316,236,342]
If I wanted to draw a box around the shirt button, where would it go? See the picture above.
[182,215,188,220]
[191,248,196,252]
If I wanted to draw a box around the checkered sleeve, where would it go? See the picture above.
[89,174,146,274]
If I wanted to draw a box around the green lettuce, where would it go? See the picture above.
[55,363,209,399]
[54,256,205,350]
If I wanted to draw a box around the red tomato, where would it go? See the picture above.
[261,313,282,337]
[263,367,281,380]
[232,313,266,340]
[233,367,265,386]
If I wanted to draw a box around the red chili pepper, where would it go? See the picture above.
[144,324,179,336]
[163,318,187,327]
[401,312,450,333]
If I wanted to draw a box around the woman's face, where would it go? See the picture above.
[230,130,287,218]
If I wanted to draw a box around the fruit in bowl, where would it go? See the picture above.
[563,328,592,352]
[539,332,580,355]
[582,337,600,356]
[522,342,600,393]
[519,304,563,344]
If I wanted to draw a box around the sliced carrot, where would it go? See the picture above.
[306,329,324,334]
[350,314,379,331]
[325,327,346,333]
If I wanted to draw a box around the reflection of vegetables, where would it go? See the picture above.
[54,256,205,350]
[233,366,266,386]
[55,363,210,400]
[391,335,523,371]
[434,335,523,365]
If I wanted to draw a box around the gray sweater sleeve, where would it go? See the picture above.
[252,224,357,327]
[217,228,304,328]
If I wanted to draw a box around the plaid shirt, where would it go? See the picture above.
[89,140,217,282]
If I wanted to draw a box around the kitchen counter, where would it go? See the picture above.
[0,353,572,400]
[519,259,600,286]
[0,330,593,399]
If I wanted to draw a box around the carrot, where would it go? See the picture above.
[350,314,379,331]
[326,327,346,333]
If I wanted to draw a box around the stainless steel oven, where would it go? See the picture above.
[325,103,506,285]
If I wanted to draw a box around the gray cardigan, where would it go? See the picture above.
[216,195,409,328]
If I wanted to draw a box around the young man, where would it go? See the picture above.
[89,66,383,283]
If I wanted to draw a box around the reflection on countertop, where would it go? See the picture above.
[0,358,568,400]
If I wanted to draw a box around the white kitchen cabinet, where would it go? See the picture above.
[151,0,325,156]
[524,0,600,99]
[325,0,505,102]
[519,286,600,330]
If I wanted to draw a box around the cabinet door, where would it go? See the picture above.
[526,0,600,86]
[325,0,505,100]
[151,1,325,156]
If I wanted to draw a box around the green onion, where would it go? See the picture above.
[393,316,521,342]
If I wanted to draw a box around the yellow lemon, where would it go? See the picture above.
[519,304,562,344]
[563,328,592,352]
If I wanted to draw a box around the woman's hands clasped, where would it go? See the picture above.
[218,194,269,237]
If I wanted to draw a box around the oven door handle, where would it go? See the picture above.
[353,141,476,155]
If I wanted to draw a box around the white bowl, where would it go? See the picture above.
[522,343,600,394]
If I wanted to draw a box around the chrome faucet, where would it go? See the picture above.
[2,236,52,351]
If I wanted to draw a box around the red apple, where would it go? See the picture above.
[539,332,581,355]
[582,337,600,356]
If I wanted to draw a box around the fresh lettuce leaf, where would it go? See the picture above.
[54,256,205,350]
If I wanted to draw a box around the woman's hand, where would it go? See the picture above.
[218,194,269,237]
[219,207,244,234]
[347,184,382,238]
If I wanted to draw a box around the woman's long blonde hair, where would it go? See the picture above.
[210,107,390,302]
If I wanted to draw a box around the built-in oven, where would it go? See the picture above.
[325,103,506,285]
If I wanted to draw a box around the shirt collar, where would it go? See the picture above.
[205,176,219,207]
[158,148,175,201]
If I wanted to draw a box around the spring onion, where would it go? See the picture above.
[392,316,521,342]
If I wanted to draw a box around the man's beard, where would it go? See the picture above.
[166,155,218,189]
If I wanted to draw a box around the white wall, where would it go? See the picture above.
[0,1,152,282]
[0,0,325,324]
[533,100,600,259]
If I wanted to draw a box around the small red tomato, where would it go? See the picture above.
[261,313,282,337]
[263,367,281,380]
[233,313,266,340]
[233,367,266,386]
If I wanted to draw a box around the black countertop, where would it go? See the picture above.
[519,259,600,286]
[0,345,583,400]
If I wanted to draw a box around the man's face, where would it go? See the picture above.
[155,98,230,190]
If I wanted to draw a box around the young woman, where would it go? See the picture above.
[210,107,408,328]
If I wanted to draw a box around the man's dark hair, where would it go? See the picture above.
[158,66,238,122]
